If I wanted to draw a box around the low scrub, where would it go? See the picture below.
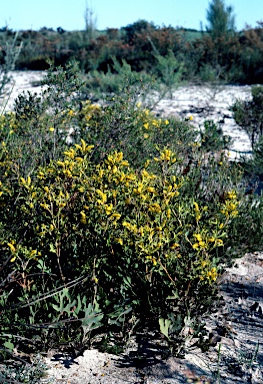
[0,63,263,380]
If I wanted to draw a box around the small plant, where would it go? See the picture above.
[231,85,263,149]
[199,119,232,152]
[0,354,51,384]
[0,32,23,113]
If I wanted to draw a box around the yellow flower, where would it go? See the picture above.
[96,189,107,204]
[121,160,129,167]
[207,267,217,281]
[193,201,201,221]
[64,169,72,178]
[144,133,149,139]
[105,203,113,215]
[226,190,237,200]
[144,159,151,168]
[64,148,75,159]
[111,212,121,220]
[193,233,202,242]
[20,176,31,187]
[193,201,199,211]
[40,203,49,210]
[148,203,161,213]
[192,233,207,250]
[133,182,143,195]
[80,211,86,224]
[164,119,169,125]
[7,243,16,253]
[160,149,172,161]
[49,127,55,132]
[115,238,123,245]
[146,187,155,193]
[29,250,37,258]
[143,123,149,130]
[97,168,104,178]
[189,115,193,121]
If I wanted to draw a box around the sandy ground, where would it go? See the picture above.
[153,83,252,158]
[1,71,253,160]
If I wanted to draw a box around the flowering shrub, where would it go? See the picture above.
[1,135,242,355]
[0,63,263,364]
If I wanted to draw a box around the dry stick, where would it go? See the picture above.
[56,242,65,282]
[158,259,177,285]
[0,80,15,115]
[92,256,98,305]
[3,274,89,311]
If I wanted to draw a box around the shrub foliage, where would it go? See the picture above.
[0,63,263,379]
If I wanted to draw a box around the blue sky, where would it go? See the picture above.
[1,0,262,32]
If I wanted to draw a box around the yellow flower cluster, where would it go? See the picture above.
[81,100,101,123]
[220,190,239,218]
[192,232,224,251]
[192,233,207,250]
[154,149,177,164]
[6,137,237,291]
[200,266,218,282]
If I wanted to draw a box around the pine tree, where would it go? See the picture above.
[206,0,235,39]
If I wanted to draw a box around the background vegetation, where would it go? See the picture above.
[0,0,262,85]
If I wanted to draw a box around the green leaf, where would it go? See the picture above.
[159,318,171,340]
[81,303,104,331]
[4,340,14,352]
[49,243,56,253]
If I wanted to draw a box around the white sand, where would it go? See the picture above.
[1,71,253,159]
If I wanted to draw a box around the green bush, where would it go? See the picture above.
[0,142,242,356]
[199,119,232,152]
[0,62,263,368]
[231,85,263,149]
